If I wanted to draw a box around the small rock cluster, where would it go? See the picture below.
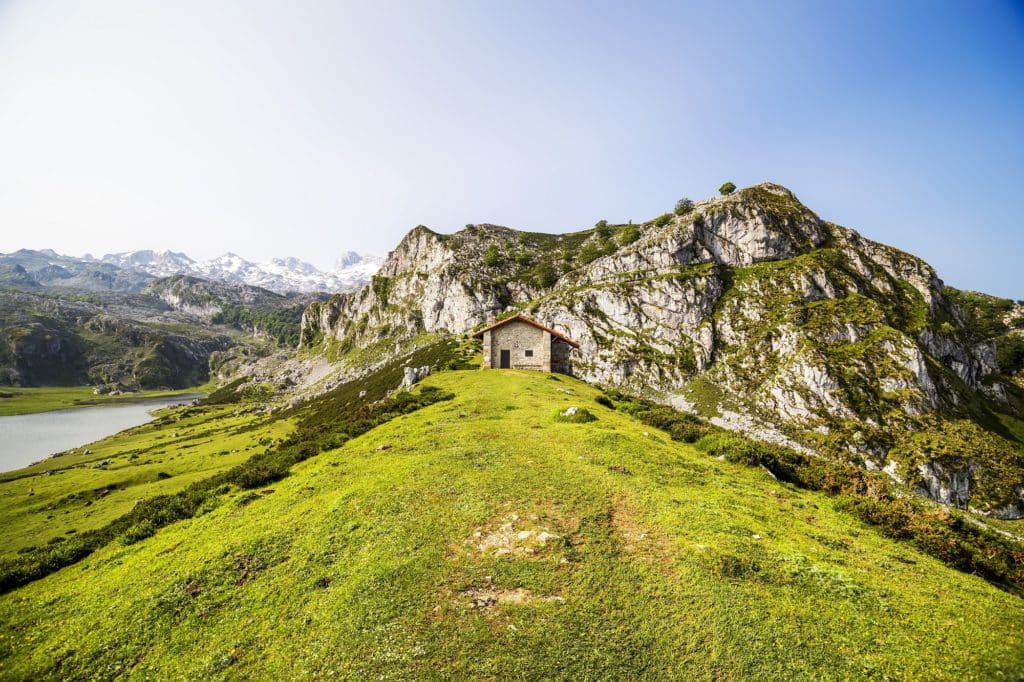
[470,514,559,557]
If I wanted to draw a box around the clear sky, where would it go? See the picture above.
[0,1,1021,297]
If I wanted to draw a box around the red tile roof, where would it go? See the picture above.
[471,314,580,348]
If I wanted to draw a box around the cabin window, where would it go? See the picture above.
[525,349,534,357]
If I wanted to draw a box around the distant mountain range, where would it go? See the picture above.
[0,248,381,294]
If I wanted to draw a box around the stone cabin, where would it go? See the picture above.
[472,314,580,374]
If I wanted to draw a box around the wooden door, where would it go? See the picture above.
[499,349,511,368]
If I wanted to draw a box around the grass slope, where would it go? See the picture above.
[2,371,1023,679]
[0,402,293,558]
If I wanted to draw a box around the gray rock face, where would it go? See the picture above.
[916,458,978,509]
[298,182,1024,515]
[301,226,528,347]
[400,365,431,389]
[990,485,1024,520]
[146,275,300,317]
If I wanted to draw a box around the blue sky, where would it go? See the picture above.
[0,1,1021,297]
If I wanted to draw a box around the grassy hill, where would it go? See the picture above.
[2,370,1023,679]
[297,186,1024,520]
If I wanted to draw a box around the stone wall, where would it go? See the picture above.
[551,339,573,375]
[484,320,551,371]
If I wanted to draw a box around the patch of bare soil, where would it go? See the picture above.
[609,497,673,568]
[460,586,565,611]
[467,512,562,558]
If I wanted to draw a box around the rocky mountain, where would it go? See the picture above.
[299,183,1024,518]
[99,249,381,294]
[0,273,325,389]
[145,274,325,348]
[0,289,233,389]
[0,249,154,292]
[145,275,309,317]
[0,248,381,295]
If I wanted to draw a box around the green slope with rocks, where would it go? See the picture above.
[2,369,1023,680]
[0,275,318,391]
[297,183,1024,518]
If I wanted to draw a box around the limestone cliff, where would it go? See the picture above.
[299,183,1024,517]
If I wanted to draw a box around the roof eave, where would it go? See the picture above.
[470,314,580,348]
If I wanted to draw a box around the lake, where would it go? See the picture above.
[0,395,201,472]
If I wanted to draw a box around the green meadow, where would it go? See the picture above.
[0,401,294,559]
[1,370,1022,679]
[0,384,213,416]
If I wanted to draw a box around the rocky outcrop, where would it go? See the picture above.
[299,182,1024,515]
[400,365,431,389]
[915,458,978,509]
[146,275,298,317]
[0,289,234,389]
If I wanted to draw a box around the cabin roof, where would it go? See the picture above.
[471,314,580,348]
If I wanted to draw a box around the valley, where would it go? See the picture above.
[0,246,381,396]
[4,3,1020,678]
[2,183,1023,680]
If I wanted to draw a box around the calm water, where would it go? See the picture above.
[0,395,201,472]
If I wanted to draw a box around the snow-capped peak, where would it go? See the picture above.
[100,249,378,294]
[102,250,197,276]
[334,250,364,269]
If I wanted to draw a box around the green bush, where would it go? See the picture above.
[674,198,694,215]
[600,389,1024,594]
[482,245,501,267]
[554,407,597,424]
[996,334,1024,374]
[669,422,706,443]
[618,225,641,246]
[719,182,736,195]
[532,261,558,288]
[227,460,290,489]
[652,213,674,227]
[578,241,603,265]
[120,520,156,545]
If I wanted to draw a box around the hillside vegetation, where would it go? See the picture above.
[298,183,1024,519]
[2,370,1022,679]
[0,274,318,390]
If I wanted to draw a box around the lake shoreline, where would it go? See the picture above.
[0,385,210,417]
[0,394,204,473]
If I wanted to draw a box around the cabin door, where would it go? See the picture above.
[499,349,511,369]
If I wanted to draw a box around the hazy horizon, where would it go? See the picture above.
[1,1,1022,297]
[0,244,379,269]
